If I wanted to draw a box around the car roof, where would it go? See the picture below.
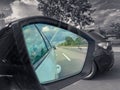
[87,30,106,42]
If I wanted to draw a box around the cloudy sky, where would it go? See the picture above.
[89,0,120,29]
[0,0,120,30]
[0,0,41,23]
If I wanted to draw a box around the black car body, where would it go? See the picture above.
[0,16,97,90]
[0,16,115,89]
[0,0,115,89]
[88,30,114,72]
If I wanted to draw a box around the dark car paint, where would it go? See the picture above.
[94,46,114,72]
[87,30,106,42]
[0,16,96,90]
[0,26,42,90]
[87,30,114,72]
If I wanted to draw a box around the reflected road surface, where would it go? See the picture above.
[55,47,87,78]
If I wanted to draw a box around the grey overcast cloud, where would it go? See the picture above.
[89,0,120,29]
[0,0,41,29]
[0,0,120,30]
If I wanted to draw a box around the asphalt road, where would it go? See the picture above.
[55,47,87,78]
[61,47,120,90]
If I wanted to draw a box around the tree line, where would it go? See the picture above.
[59,36,86,46]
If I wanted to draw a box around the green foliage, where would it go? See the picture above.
[59,36,84,46]
[65,36,75,46]
[75,37,82,45]
[37,0,94,29]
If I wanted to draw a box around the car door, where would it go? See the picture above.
[7,16,95,90]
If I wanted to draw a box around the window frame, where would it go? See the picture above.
[10,16,95,90]
[22,24,49,66]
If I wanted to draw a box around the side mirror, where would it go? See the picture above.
[10,16,95,90]
[22,23,89,84]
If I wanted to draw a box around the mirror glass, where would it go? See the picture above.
[22,23,88,84]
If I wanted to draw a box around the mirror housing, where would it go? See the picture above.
[7,16,95,90]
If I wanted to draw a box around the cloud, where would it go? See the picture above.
[42,26,50,32]
[90,8,120,28]
[96,9,120,27]
[4,0,42,23]
[21,0,39,5]
[103,12,120,26]
[88,0,120,30]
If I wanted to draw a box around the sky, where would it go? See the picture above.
[0,0,14,8]
[89,0,120,29]
[0,0,120,30]
[0,0,41,22]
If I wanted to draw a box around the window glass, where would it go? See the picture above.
[34,23,88,84]
[22,24,48,65]
[40,31,51,50]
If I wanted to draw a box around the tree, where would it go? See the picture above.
[98,27,107,37]
[65,36,75,46]
[75,37,82,45]
[110,23,120,39]
[59,36,85,46]
[0,13,5,19]
[37,0,94,29]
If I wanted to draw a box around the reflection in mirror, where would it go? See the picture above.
[22,23,88,84]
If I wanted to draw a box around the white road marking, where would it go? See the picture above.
[0,75,13,77]
[62,53,71,61]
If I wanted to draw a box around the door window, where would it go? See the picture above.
[22,24,48,65]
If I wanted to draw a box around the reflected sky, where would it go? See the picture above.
[36,24,79,45]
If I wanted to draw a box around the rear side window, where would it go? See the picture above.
[22,24,48,64]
